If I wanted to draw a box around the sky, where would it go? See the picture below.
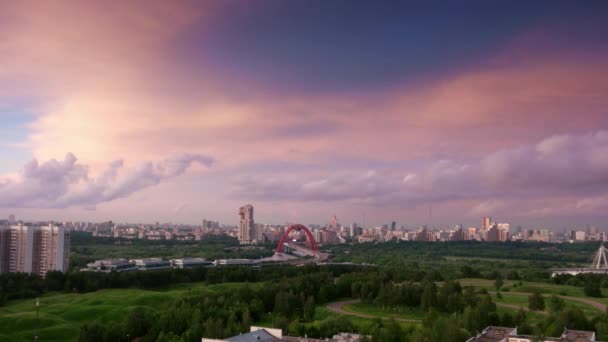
[1,1,608,229]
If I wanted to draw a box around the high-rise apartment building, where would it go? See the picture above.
[482,217,492,230]
[238,204,255,244]
[350,223,357,237]
[0,224,70,276]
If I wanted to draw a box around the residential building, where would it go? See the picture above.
[450,227,466,241]
[202,326,367,342]
[466,326,595,341]
[576,231,587,241]
[0,224,69,276]
[238,204,255,244]
[483,216,492,230]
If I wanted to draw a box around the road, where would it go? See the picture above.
[326,299,421,322]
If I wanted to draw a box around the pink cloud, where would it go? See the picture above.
[0,153,213,209]
[0,4,607,224]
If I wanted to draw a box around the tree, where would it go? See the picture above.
[528,291,545,311]
[494,276,504,291]
[547,295,565,313]
[421,281,437,310]
[303,296,316,322]
[584,280,602,297]
[501,312,514,327]
[127,307,150,338]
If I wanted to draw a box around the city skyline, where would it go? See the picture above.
[1,2,608,227]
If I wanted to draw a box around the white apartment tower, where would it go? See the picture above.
[238,204,255,244]
[0,224,70,276]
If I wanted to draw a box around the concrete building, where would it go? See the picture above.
[85,259,137,272]
[450,227,466,241]
[238,204,255,244]
[0,224,69,276]
[132,258,171,270]
[170,258,213,268]
[202,326,367,342]
[36,225,70,274]
[483,216,492,230]
[214,259,256,266]
[485,225,500,242]
[466,326,595,341]
[576,231,587,241]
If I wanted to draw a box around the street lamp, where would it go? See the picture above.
[34,298,40,341]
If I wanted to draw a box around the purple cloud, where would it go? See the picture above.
[0,153,213,209]
[232,131,608,208]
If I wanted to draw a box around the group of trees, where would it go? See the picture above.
[553,273,606,297]
[0,264,362,305]
[77,271,348,342]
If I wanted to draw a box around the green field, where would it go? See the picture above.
[458,278,608,298]
[0,282,238,342]
[343,302,426,321]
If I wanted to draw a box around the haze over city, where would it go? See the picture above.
[1,1,608,229]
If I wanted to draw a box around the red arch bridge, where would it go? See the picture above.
[276,224,327,260]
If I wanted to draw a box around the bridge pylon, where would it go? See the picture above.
[591,244,608,269]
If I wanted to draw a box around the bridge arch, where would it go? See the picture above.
[276,224,319,253]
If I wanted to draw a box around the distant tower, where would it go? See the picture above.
[483,217,492,230]
[238,205,254,244]
[391,221,396,231]
[330,215,338,231]
[8,214,15,225]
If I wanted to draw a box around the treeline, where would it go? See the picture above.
[330,240,600,265]
[552,273,607,297]
[70,231,240,247]
[0,264,366,305]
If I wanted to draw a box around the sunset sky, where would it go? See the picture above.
[1,1,607,228]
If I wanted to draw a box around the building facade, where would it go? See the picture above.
[0,224,70,276]
[238,204,255,244]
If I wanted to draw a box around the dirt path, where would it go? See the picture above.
[498,291,606,312]
[326,299,421,322]
[327,291,605,322]
[495,302,547,315]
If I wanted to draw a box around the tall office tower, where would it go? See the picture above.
[391,221,396,231]
[8,214,15,225]
[238,204,254,244]
[483,217,492,230]
[0,224,69,276]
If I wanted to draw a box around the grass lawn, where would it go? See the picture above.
[0,282,246,342]
[343,302,426,321]
[458,278,608,298]
[491,292,603,317]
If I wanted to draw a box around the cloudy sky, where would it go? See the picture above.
[1,1,607,228]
